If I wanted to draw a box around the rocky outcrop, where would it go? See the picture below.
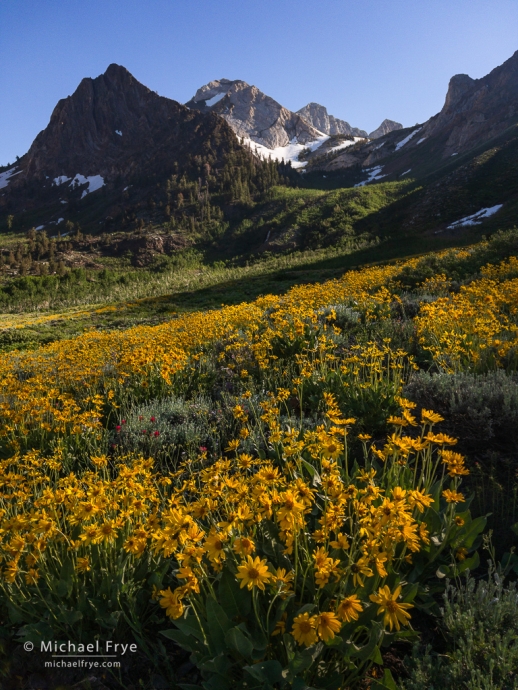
[368,119,403,139]
[23,64,236,182]
[417,50,518,156]
[310,50,518,177]
[185,79,324,148]
[296,103,367,137]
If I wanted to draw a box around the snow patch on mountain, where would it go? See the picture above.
[69,174,105,198]
[447,205,503,229]
[395,128,422,151]
[244,135,330,169]
[53,176,71,186]
[0,167,22,189]
[355,166,386,187]
[328,138,364,153]
[205,92,226,107]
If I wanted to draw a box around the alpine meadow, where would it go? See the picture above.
[1,24,518,689]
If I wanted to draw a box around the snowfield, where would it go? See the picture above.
[447,205,503,229]
[243,134,330,169]
[53,176,71,186]
[0,167,22,189]
[395,128,422,151]
[327,137,364,153]
[52,174,105,197]
[205,92,226,107]
[354,165,386,187]
[70,174,105,198]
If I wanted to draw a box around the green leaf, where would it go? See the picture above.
[6,602,25,625]
[174,613,205,642]
[289,649,314,674]
[436,564,451,579]
[17,621,55,643]
[218,569,251,620]
[453,516,487,549]
[350,625,382,662]
[371,668,397,690]
[54,579,72,598]
[455,550,480,574]
[160,628,195,652]
[371,645,383,665]
[295,602,316,616]
[292,678,317,690]
[244,660,284,684]
[206,598,232,655]
[249,626,268,652]
[56,608,83,626]
[301,459,321,486]
[225,626,253,658]
[401,582,419,603]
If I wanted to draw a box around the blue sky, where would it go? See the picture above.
[1,0,517,165]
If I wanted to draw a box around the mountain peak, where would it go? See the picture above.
[443,73,476,111]
[296,102,367,138]
[104,62,132,77]
[186,79,323,148]
[21,65,203,180]
[368,119,403,139]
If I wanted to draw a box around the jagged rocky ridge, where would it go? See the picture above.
[185,79,323,149]
[309,50,518,176]
[295,103,367,137]
[368,119,403,139]
[21,64,237,183]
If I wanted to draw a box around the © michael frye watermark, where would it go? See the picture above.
[23,639,137,669]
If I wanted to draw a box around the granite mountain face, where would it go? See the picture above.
[185,79,323,148]
[417,50,518,155]
[307,50,518,180]
[368,119,403,139]
[295,102,368,138]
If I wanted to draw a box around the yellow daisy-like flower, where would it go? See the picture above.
[236,555,271,591]
[272,567,294,593]
[204,532,227,563]
[75,557,91,572]
[93,520,119,544]
[350,556,373,587]
[315,611,341,642]
[421,409,444,425]
[271,613,287,636]
[322,440,342,460]
[336,594,363,622]
[369,585,413,631]
[291,612,318,647]
[159,587,184,620]
[123,536,147,558]
[25,568,40,585]
[233,536,255,557]
[442,489,465,503]
[330,533,350,550]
